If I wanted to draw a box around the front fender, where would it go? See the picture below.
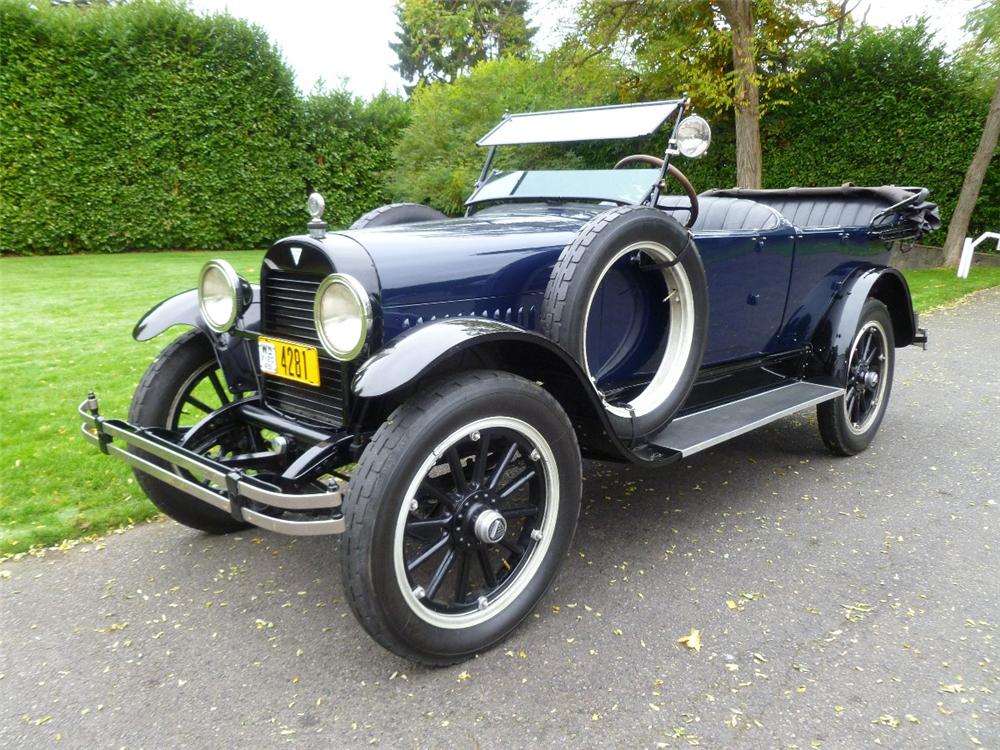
[352,318,673,465]
[809,266,917,384]
[132,286,261,342]
[352,318,550,398]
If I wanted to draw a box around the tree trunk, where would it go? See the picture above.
[942,76,1000,267]
[718,0,763,189]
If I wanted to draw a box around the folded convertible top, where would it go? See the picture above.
[703,185,941,240]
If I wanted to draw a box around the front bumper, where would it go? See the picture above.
[78,396,344,535]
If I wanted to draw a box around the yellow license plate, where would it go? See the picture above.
[258,337,321,387]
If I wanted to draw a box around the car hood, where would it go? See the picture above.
[335,206,600,307]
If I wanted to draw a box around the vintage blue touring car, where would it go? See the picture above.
[80,99,939,664]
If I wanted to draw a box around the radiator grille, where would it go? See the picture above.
[261,269,346,428]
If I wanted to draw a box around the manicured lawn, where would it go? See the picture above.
[0,253,997,557]
[0,251,260,557]
[902,266,1000,313]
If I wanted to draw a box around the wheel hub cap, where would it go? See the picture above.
[474,509,507,545]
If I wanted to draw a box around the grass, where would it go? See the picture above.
[0,251,260,557]
[1,253,998,557]
[902,266,1000,312]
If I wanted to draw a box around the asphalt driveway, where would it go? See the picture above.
[2,289,998,749]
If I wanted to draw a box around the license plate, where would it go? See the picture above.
[258,337,321,387]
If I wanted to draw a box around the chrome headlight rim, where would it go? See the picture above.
[313,273,372,362]
[198,259,241,333]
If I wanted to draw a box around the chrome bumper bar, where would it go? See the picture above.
[78,396,344,535]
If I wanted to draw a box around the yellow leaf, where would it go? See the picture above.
[676,628,702,652]
[726,600,737,610]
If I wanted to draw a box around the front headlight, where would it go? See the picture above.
[314,273,371,361]
[675,115,712,158]
[198,259,242,332]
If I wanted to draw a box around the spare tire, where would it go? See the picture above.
[349,203,446,229]
[540,205,709,438]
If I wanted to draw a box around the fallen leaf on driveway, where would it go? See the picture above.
[676,628,702,652]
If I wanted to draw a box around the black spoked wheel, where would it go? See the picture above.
[129,330,255,533]
[397,421,555,622]
[167,357,241,433]
[818,299,895,456]
[844,322,890,434]
[341,371,582,665]
[169,358,264,474]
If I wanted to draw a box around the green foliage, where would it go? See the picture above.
[956,0,1000,92]
[763,23,1000,240]
[395,22,997,241]
[0,0,308,254]
[302,89,410,228]
[0,1,407,255]
[391,0,535,93]
[390,54,625,214]
[572,0,839,115]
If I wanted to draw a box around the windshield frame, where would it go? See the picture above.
[468,98,691,212]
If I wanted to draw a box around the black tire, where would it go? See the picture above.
[540,205,709,438]
[817,298,895,456]
[128,330,250,534]
[349,202,446,229]
[341,371,582,665]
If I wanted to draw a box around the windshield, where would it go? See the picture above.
[466,99,692,210]
[477,100,682,146]
[466,168,661,207]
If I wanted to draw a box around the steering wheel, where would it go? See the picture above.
[613,154,699,229]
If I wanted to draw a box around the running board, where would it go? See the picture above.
[647,381,844,457]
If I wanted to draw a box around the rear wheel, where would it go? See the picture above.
[341,371,582,665]
[128,330,253,534]
[817,298,895,456]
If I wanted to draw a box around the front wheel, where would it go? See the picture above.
[340,371,582,665]
[128,330,253,534]
[817,298,895,456]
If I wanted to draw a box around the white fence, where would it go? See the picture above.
[958,232,1000,278]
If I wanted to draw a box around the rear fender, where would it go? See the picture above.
[809,266,917,384]
[132,286,262,395]
[352,318,673,464]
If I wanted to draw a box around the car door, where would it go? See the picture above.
[697,225,795,364]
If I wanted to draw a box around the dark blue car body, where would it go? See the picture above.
[79,100,942,662]
[87,99,940,539]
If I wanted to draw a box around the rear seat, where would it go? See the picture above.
[746,196,888,228]
[657,195,786,232]
[700,186,912,229]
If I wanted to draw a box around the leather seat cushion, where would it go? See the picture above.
[657,195,785,232]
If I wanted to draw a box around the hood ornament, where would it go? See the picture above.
[307,192,327,239]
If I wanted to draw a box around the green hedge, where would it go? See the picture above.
[303,90,410,228]
[762,24,999,241]
[0,1,409,255]
[3,4,993,255]
[0,1,306,253]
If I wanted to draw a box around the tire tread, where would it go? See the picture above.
[341,370,580,665]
